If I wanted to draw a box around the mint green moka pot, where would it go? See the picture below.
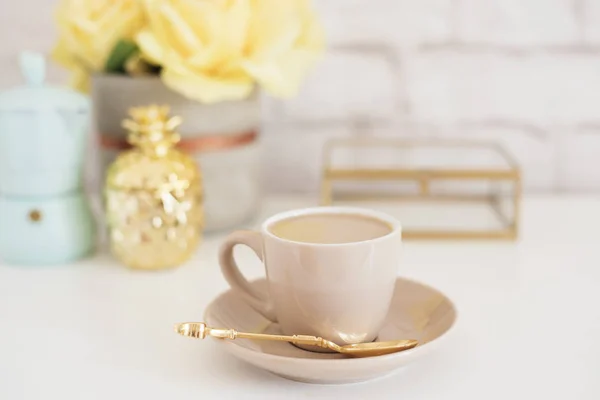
[0,52,96,265]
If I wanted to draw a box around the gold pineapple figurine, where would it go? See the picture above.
[105,105,203,270]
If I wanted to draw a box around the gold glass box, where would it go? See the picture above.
[320,139,521,240]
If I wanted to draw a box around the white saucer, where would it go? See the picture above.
[204,278,457,384]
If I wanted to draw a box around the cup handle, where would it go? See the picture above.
[218,230,277,322]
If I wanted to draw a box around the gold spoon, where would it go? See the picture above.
[174,322,418,358]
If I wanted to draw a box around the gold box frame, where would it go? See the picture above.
[320,139,521,241]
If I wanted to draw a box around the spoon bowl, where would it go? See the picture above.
[336,340,418,357]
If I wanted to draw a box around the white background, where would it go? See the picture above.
[1,0,600,193]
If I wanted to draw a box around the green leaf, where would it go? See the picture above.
[104,40,139,74]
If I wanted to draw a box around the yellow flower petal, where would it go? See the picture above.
[52,0,145,89]
[70,64,91,93]
[162,66,253,103]
[132,0,324,101]
[51,38,75,68]
[241,0,324,97]
[245,0,301,60]
[136,29,165,65]
[157,2,203,57]
[242,49,317,97]
[52,38,90,93]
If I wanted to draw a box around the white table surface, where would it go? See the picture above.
[1,195,599,399]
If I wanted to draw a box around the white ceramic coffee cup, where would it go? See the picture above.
[219,206,402,349]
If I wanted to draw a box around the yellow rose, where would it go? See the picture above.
[137,0,324,103]
[52,0,145,91]
[241,0,325,98]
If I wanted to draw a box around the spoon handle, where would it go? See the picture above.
[175,322,331,349]
[227,330,331,349]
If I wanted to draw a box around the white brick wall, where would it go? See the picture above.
[405,52,600,126]
[316,0,453,46]
[2,0,600,193]
[282,49,401,122]
[0,0,66,87]
[456,0,579,45]
[557,127,600,190]
[583,0,600,43]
